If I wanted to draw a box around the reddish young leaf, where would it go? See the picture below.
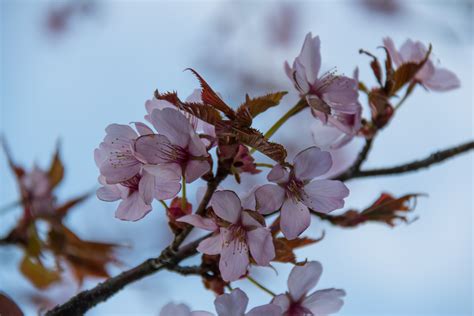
[1,137,25,179]
[390,44,432,95]
[167,197,193,233]
[48,224,120,285]
[201,254,228,295]
[48,143,64,189]
[232,126,287,163]
[186,68,236,119]
[273,235,324,264]
[315,193,422,228]
[359,49,383,86]
[54,191,92,218]
[236,91,288,122]
[0,293,24,316]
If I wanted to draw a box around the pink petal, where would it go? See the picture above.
[271,294,291,313]
[149,108,192,148]
[399,39,418,62]
[145,98,174,123]
[219,230,250,282]
[190,312,214,316]
[96,185,121,202]
[197,234,223,255]
[241,211,263,228]
[255,184,285,215]
[178,214,218,231]
[159,303,191,316]
[104,123,138,143]
[187,132,208,157]
[302,180,349,213]
[320,77,359,111]
[284,61,293,81]
[303,288,346,315]
[246,304,283,316]
[311,121,349,150]
[214,288,248,316]
[185,160,210,183]
[288,261,322,302]
[115,191,152,221]
[139,168,181,203]
[247,227,275,266]
[134,134,172,165]
[297,32,321,85]
[144,163,181,179]
[382,37,403,66]
[280,199,311,240]
[424,67,460,91]
[132,122,154,136]
[210,190,242,224]
[94,147,107,168]
[293,147,332,181]
[267,164,290,183]
[99,154,140,184]
[293,59,311,94]
[240,186,258,210]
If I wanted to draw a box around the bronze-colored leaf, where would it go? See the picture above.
[390,44,432,95]
[0,293,24,316]
[273,235,323,263]
[186,68,236,119]
[1,137,24,179]
[360,49,383,86]
[233,126,287,163]
[48,224,120,285]
[236,91,287,120]
[20,255,61,289]
[48,143,64,189]
[154,90,180,106]
[178,102,222,126]
[54,191,92,218]
[314,193,422,228]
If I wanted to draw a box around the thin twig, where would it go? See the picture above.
[336,140,473,181]
[336,138,373,181]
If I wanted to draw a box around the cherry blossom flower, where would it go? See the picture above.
[145,89,216,146]
[214,288,282,316]
[285,33,360,145]
[383,37,460,91]
[136,108,211,184]
[255,147,349,239]
[178,190,275,281]
[94,129,181,221]
[159,302,213,316]
[272,261,345,316]
[159,289,282,316]
[311,69,362,149]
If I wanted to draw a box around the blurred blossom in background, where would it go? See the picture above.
[1,0,472,315]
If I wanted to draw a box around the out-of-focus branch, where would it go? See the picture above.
[46,234,210,316]
[335,138,373,181]
[336,140,473,181]
[47,167,228,315]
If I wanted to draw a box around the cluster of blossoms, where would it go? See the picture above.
[160,261,344,316]
[94,32,459,315]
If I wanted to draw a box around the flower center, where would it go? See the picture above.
[284,174,305,202]
[158,143,191,166]
[285,301,313,316]
[121,174,141,192]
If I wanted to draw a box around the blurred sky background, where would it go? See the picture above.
[0,0,473,315]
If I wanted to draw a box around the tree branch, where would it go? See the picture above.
[46,168,229,315]
[46,234,210,316]
[335,138,373,181]
[336,140,473,181]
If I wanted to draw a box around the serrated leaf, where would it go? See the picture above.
[233,127,287,163]
[273,235,323,263]
[178,102,222,126]
[48,224,119,285]
[48,143,64,189]
[390,45,432,94]
[20,255,61,289]
[153,90,181,106]
[315,193,422,228]
[186,68,236,119]
[236,91,287,120]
